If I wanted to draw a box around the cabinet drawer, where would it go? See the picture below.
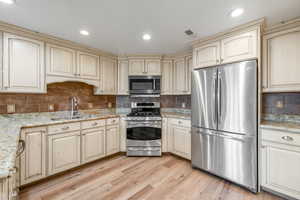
[106,118,119,126]
[48,122,80,135]
[81,119,105,130]
[169,118,191,128]
[262,129,300,147]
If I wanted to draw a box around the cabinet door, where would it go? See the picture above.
[20,127,46,185]
[3,33,45,93]
[221,30,258,64]
[186,56,193,94]
[161,60,173,95]
[262,143,300,199]
[119,118,127,152]
[117,60,129,95]
[172,125,190,159]
[263,27,300,92]
[129,59,145,75]
[48,131,81,175]
[100,57,117,94]
[77,51,100,80]
[193,42,220,69]
[162,118,168,152]
[82,127,106,163]
[46,43,76,78]
[106,125,120,155]
[173,58,189,94]
[145,59,161,75]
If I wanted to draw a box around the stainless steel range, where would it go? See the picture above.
[126,102,162,157]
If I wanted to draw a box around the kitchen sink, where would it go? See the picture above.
[50,115,83,121]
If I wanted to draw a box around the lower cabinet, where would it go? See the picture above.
[81,127,106,164]
[106,125,120,156]
[119,117,127,152]
[261,129,300,199]
[20,127,47,185]
[48,131,81,175]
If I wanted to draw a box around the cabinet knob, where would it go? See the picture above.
[92,122,98,126]
[281,136,294,142]
[220,58,224,63]
[62,126,70,131]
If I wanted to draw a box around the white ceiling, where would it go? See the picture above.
[0,0,299,55]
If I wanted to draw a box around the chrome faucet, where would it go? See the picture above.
[71,97,79,118]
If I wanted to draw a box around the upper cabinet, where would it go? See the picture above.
[173,58,190,94]
[46,43,76,78]
[117,60,129,95]
[193,27,260,69]
[161,60,173,95]
[77,51,100,80]
[2,33,45,93]
[129,58,161,76]
[263,23,300,92]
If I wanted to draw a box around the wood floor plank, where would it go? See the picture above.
[19,155,283,200]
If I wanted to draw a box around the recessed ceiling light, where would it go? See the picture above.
[230,8,244,18]
[0,0,15,4]
[80,30,89,36]
[143,34,151,41]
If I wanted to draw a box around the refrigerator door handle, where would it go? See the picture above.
[213,73,217,127]
[218,71,222,122]
[218,133,246,143]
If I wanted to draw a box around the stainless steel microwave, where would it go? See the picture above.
[129,76,160,95]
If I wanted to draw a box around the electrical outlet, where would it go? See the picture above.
[182,102,186,108]
[276,100,284,108]
[48,104,55,111]
[108,102,112,108]
[7,104,15,113]
[88,103,93,109]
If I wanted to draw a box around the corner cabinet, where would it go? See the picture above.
[261,128,300,199]
[2,33,45,93]
[262,25,300,92]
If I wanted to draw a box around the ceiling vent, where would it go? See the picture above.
[184,29,194,36]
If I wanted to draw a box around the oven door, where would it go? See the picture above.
[127,126,161,141]
[129,76,160,94]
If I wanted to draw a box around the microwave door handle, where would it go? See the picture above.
[153,79,156,90]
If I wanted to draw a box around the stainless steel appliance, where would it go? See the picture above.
[129,76,160,95]
[126,102,162,156]
[191,60,258,192]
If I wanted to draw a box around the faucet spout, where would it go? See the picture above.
[71,97,79,118]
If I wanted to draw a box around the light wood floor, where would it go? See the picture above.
[20,154,283,200]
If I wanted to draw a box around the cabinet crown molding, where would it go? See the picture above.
[263,17,300,35]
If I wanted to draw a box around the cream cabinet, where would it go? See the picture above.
[0,171,19,200]
[261,128,300,199]
[2,33,45,93]
[48,131,81,175]
[263,26,300,92]
[173,58,189,94]
[221,30,258,64]
[129,59,161,76]
[106,125,120,156]
[162,118,168,152]
[193,42,220,69]
[193,29,259,69]
[46,43,76,78]
[96,57,117,94]
[20,127,47,185]
[77,51,100,80]
[119,117,127,152]
[117,60,129,95]
[82,127,106,163]
[161,60,173,95]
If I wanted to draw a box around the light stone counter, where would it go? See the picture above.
[161,112,191,120]
[0,109,122,179]
[260,121,300,134]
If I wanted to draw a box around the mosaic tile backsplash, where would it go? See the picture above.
[0,82,116,114]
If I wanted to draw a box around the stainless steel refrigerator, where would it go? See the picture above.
[191,60,258,192]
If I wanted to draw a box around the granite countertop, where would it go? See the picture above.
[0,109,124,179]
[260,121,300,134]
[161,112,191,120]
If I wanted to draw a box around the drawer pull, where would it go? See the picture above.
[281,136,294,142]
[92,122,98,126]
[178,121,182,124]
[16,140,25,157]
[62,126,70,131]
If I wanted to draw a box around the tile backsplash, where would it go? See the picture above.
[262,93,300,115]
[0,82,116,114]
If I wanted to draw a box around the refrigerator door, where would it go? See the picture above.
[217,131,257,192]
[217,60,257,136]
[191,127,218,173]
[192,67,218,129]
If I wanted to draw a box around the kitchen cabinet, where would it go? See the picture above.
[82,127,106,163]
[46,43,76,78]
[263,26,300,92]
[106,125,120,156]
[20,127,47,185]
[95,57,117,94]
[77,51,100,80]
[261,128,300,199]
[119,117,127,152]
[193,42,220,69]
[0,171,19,200]
[117,60,129,95]
[193,29,259,69]
[161,60,173,95]
[48,131,81,175]
[162,118,168,152]
[173,58,189,94]
[129,59,161,76]
[186,56,193,93]
[2,33,45,93]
